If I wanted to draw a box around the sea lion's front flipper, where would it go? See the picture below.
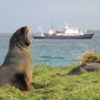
[24,73,30,91]
[12,73,30,91]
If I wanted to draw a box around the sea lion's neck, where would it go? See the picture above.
[16,42,30,53]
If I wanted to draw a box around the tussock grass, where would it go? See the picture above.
[80,51,100,64]
[0,64,100,100]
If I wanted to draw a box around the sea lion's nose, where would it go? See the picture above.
[24,26,29,30]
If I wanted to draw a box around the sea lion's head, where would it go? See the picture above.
[10,26,32,48]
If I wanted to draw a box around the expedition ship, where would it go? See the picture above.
[33,26,94,39]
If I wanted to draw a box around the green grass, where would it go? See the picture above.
[0,64,100,100]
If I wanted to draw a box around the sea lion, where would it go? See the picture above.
[0,26,32,91]
[55,63,100,76]
[68,63,100,75]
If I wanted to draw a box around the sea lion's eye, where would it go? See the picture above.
[20,28,25,34]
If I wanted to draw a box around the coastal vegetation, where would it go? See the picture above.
[80,50,100,64]
[0,64,99,100]
[0,51,100,100]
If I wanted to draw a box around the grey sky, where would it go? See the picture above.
[0,0,100,33]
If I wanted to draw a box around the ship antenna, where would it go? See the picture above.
[51,20,54,29]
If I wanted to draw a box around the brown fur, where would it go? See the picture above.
[0,26,32,91]
[55,63,100,76]
[68,63,100,75]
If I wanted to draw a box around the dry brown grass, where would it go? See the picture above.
[80,51,100,64]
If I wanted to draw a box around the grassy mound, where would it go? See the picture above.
[0,64,100,100]
[80,51,100,64]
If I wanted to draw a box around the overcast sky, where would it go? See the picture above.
[0,0,100,33]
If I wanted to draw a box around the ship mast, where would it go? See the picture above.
[50,20,54,29]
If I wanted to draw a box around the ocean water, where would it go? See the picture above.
[0,33,100,66]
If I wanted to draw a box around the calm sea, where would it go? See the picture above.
[0,33,100,66]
